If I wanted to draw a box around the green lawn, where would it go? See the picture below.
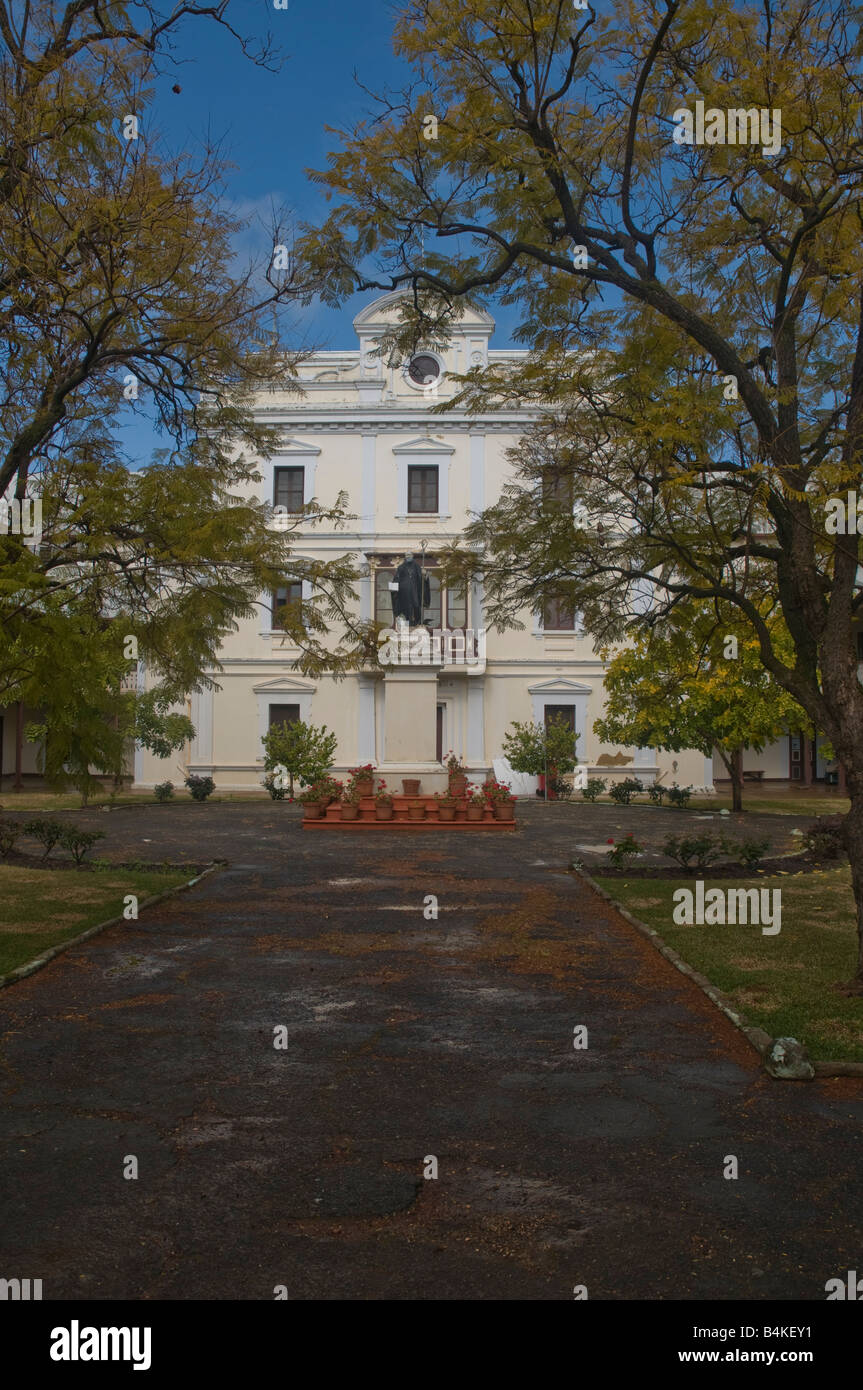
[0,864,190,979]
[604,868,863,1062]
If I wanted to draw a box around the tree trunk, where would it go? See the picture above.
[730,748,745,813]
[842,776,863,988]
[13,700,24,792]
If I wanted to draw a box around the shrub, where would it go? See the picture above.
[184,774,215,802]
[606,834,643,866]
[262,769,288,801]
[154,781,174,803]
[0,817,21,858]
[581,777,606,802]
[667,785,693,809]
[803,815,846,861]
[23,817,66,859]
[609,777,643,805]
[501,716,578,778]
[647,785,666,805]
[734,836,771,869]
[548,774,573,799]
[262,720,338,800]
[662,833,723,869]
[61,827,106,865]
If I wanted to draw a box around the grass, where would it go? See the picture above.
[0,863,190,978]
[0,789,275,811]
[604,867,863,1062]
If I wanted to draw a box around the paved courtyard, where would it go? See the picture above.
[0,801,860,1299]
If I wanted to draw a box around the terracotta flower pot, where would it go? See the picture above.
[407,801,426,821]
[375,804,394,821]
[448,774,467,797]
[437,805,456,822]
[303,802,323,819]
[402,779,421,796]
[355,779,374,798]
[466,805,484,821]
[340,803,359,821]
[493,801,516,821]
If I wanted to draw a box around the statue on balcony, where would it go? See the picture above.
[391,552,430,627]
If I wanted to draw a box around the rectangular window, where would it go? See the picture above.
[543,594,576,631]
[375,568,396,622]
[407,465,439,514]
[542,470,574,508]
[545,704,575,732]
[446,582,467,629]
[273,466,305,513]
[271,581,302,628]
[269,703,300,730]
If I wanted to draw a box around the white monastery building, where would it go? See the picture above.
[132,291,716,794]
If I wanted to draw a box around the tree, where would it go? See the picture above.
[594,606,806,812]
[0,1,377,771]
[297,0,863,985]
[260,719,338,799]
[502,714,578,785]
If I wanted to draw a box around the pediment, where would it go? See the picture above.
[392,435,455,455]
[528,678,592,694]
[272,437,321,456]
[353,290,495,333]
[253,676,317,695]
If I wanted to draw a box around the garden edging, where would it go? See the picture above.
[0,861,225,991]
[575,866,863,1080]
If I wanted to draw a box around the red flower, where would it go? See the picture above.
[607,838,614,844]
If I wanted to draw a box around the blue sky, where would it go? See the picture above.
[119,0,521,464]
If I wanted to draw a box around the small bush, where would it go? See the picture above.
[667,785,693,809]
[662,833,723,869]
[734,836,771,869]
[609,777,643,805]
[548,775,573,799]
[0,817,21,858]
[61,827,106,865]
[185,774,215,802]
[154,781,174,803]
[581,777,606,802]
[263,770,288,801]
[647,785,666,805]
[23,817,66,859]
[803,815,845,861]
[606,833,643,866]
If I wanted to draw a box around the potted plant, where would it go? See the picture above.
[486,779,517,821]
[445,750,468,796]
[465,784,485,822]
[407,798,426,822]
[298,784,327,819]
[434,790,458,822]
[374,782,395,821]
[340,783,362,821]
[315,775,344,806]
[348,763,376,798]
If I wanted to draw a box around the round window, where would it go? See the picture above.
[407,353,441,386]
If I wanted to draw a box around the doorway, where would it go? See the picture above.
[436,703,444,762]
